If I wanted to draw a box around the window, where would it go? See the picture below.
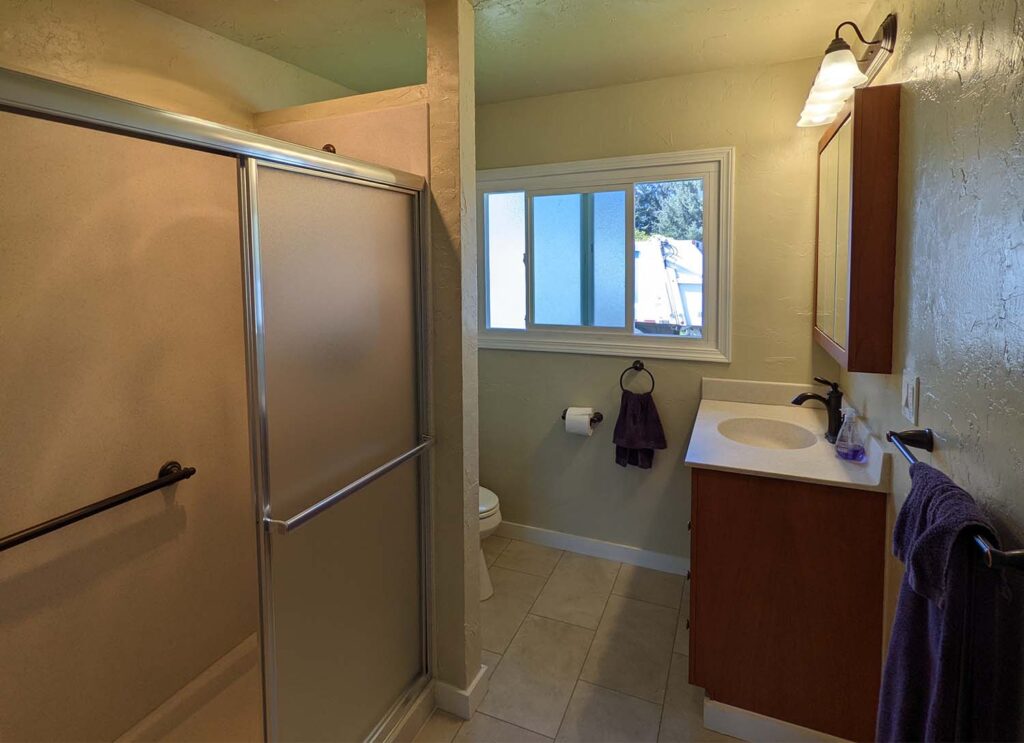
[479,149,733,361]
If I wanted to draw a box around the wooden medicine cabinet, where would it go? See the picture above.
[814,84,900,373]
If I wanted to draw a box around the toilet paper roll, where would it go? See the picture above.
[564,407,595,437]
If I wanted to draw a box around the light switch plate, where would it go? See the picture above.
[901,370,920,424]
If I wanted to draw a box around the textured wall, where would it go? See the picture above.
[256,85,429,176]
[843,0,1024,625]
[427,0,482,694]
[476,58,840,556]
[257,100,429,178]
[0,0,352,130]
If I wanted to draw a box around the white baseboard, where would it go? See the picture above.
[703,699,848,742]
[434,663,488,721]
[496,521,690,575]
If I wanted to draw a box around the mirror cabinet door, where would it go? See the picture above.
[816,131,839,340]
[832,119,853,349]
[811,85,900,374]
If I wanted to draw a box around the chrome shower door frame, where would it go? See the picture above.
[240,159,434,743]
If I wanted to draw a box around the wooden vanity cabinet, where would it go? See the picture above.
[688,468,886,741]
[813,84,900,373]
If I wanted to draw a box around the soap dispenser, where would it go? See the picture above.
[834,407,867,462]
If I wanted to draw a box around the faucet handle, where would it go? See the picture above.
[814,376,840,391]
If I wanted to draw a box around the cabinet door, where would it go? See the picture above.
[689,468,885,741]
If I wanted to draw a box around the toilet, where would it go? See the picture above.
[479,486,502,600]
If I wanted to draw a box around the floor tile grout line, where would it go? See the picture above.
[658,572,693,738]
[482,544,689,739]
[552,560,618,742]
[474,710,555,742]
[493,553,615,741]
[553,676,582,741]
[581,678,667,707]
[492,539,564,580]
[575,560,622,681]
[490,535,513,562]
[609,589,685,612]
[582,561,678,716]
[485,546,563,658]
[490,562,557,580]
[657,581,687,740]
[527,555,624,632]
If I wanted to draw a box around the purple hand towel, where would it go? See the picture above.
[877,463,1021,742]
[612,390,666,469]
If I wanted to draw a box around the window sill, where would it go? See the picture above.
[478,332,730,362]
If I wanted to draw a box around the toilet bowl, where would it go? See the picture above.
[479,486,501,600]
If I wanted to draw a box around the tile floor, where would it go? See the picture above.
[415,538,736,743]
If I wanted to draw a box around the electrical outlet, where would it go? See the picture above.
[901,371,920,424]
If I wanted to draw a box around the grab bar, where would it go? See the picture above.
[0,461,196,553]
[887,429,1024,573]
[265,437,433,534]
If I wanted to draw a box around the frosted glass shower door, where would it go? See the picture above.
[246,161,427,742]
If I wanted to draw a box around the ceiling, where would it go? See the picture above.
[138,0,874,104]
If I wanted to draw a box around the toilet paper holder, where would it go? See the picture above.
[561,408,604,425]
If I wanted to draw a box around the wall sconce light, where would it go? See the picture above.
[798,14,897,127]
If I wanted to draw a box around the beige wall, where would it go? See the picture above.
[0,0,352,130]
[476,58,840,556]
[842,0,1024,616]
[256,86,429,177]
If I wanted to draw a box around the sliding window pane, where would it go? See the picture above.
[592,191,626,327]
[485,192,527,329]
[532,191,627,329]
[633,179,705,338]
[533,194,582,326]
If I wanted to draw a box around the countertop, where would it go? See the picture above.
[684,397,890,493]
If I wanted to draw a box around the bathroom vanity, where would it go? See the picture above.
[684,380,889,742]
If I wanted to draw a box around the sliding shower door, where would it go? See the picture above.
[244,161,428,742]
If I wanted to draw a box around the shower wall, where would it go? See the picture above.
[0,111,259,741]
[255,85,430,178]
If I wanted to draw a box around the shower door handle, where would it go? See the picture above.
[264,437,433,535]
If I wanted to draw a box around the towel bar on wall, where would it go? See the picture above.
[0,461,196,553]
[887,429,1024,572]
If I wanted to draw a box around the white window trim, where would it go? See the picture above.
[477,147,734,362]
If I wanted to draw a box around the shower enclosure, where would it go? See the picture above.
[0,68,432,742]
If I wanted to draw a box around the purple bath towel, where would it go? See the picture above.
[612,390,666,469]
[877,463,1021,742]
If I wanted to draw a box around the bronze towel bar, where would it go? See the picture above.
[887,429,1024,572]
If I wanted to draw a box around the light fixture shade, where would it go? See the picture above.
[817,47,868,88]
[803,100,845,117]
[808,85,854,104]
[797,113,834,128]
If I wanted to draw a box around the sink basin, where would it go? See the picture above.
[716,417,817,450]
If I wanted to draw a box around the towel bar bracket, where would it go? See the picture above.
[886,428,1023,574]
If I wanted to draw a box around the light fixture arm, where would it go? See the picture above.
[833,15,897,54]
[833,20,882,46]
